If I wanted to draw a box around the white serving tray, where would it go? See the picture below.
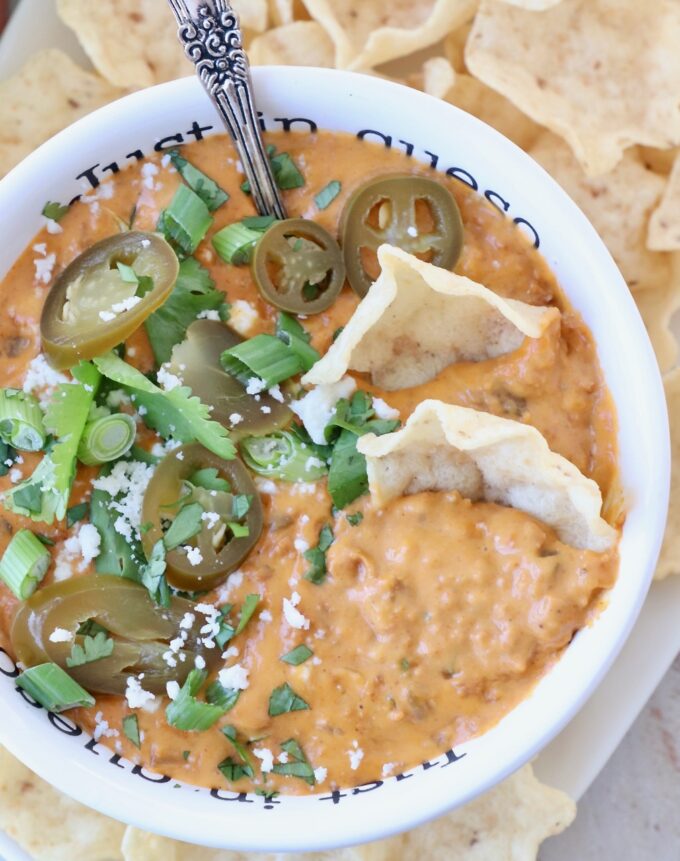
[0,1,679,856]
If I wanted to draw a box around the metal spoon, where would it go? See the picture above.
[167,0,287,219]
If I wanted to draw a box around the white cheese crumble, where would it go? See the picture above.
[93,711,118,741]
[125,676,156,709]
[347,741,364,771]
[201,511,221,530]
[194,655,206,670]
[371,397,400,421]
[34,252,56,285]
[268,385,284,403]
[254,478,278,495]
[48,628,73,643]
[42,216,63,235]
[245,376,267,395]
[253,747,274,773]
[179,612,195,630]
[22,354,69,407]
[141,162,160,190]
[157,364,182,391]
[293,537,310,554]
[314,766,328,782]
[259,609,273,623]
[166,680,180,701]
[290,377,357,445]
[277,751,289,764]
[282,592,310,631]
[218,663,250,690]
[9,468,22,484]
[382,763,396,778]
[229,412,243,425]
[77,524,101,567]
[92,460,155,542]
[184,546,203,567]
[229,299,259,336]
[196,309,221,321]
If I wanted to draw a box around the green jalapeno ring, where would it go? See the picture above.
[340,175,464,297]
[141,443,264,591]
[251,218,346,315]
[41,231,179,370]
[168,320,291,440]
[10,575,215,695]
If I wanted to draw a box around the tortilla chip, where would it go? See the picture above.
[122,764,574,860]
[445,72,542,150]
[494,0,564,8]
[250,21,335,67]
[634,260,680,373]
[422,57,457,100]
[268,0,310,25]
[656,368,680,579]
[466,0,680,176]
[0,49,122,179]
[358,399,616,550]
[529,133,671,292]
[648,155,680,251]
[303,245,559,391]
[0,745,125,861]
[301,0,478,70]
[639,146,680,176]
[443,18,476,73]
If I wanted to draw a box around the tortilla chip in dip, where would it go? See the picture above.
[250,21,335,67]
[357,399,616,551]
[0,745,125,861]
[303,245,559,390]
[120,763,574,860]
[466,0,680,176]
[301,0,478,70]
[648,155,680,251]
[529,133,671,293]
[0,49,122,179]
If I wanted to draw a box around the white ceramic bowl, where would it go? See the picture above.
[0,68,669,852]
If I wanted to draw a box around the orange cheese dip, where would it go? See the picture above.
[0,131,620,795]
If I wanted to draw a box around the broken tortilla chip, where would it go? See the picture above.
[250,21,335,67]
[655,367,680,580]
[648,155,680,251]
[494,0,564,8]
[422,57,457,100]
[301,0,478,71]
[121,764,574,860]
[0,745,125,861]
[357,399,617,551]
[0,49,122,180]
[303,245,559,391]
[529,133,671,292]
[466,0,680,176]
[634,258,680,373]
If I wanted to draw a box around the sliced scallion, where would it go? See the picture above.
[243,150,304,193]
[169,150,229,212]
[189,467,230,492]
[166,669,227,731]
[206,680,240,712]
[275,314,320,371]
[234,593,259,636]
[16,663,95,712]
[240,430,328,482]
[77,413,136,466]
[212,221,267,266]
[314,180,341,211]
[221,334,303,388]
[0,529,51,599]
[158,184,213,257]
[0,389,46,452]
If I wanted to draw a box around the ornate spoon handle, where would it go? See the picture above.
[167,0,287,219]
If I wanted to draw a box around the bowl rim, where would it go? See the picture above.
[0,66,670,852]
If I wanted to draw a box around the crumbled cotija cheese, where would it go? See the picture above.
[218,663,250,690]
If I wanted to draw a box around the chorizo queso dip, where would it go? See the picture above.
[0,131,621,794]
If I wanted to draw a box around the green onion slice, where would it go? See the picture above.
[169,150,229,212]
[314,180,341,211]
[77,413,136,466]
[275,314,320,371]
[221,334,302,388]
[212,220,270,266]
[0,529,51,599]
[166,669,227,731]
[0,389,46,452]
[234,593,259,636]
[240,429,328,482]
[16,663,95,712]
[158,185,213,257]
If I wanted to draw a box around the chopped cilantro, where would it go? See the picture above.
[228,521,250,538]
[303,523,334,584]
[218,724,255,781]
[66,502,89,528]
[206,680,240,712]
[215,604,235,649]
[163,502,204,551]
[241,148,304,194]
[346,511,363,526]
[169,150,229,212]
[65,631,114,668]
[122,714,141,749]
[76,619,108,637]
[400,658,410,671]
[140,539,170,607]
[268,682,310,717]
[231,494,252,520]
[234,593,259,636]
[280,644,313,666]
[314,180,341,210]
[190,467,230,492]
[116,261,138,284]
[42,201,69,222]
[272,738,315,785]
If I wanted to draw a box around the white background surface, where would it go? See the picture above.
[0,2,678,859]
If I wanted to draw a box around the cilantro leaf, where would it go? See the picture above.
[66,631,114,668]
[234,594,259,636]
[206,681,240,712]
[272,738,315,784]
[268,682,310,717]
[145,258,229,365]
[280,644,313,666]
[42,201,69,222]
[190,467,230,492]
[3,363,100,523]
[140,539,170,607]
[163,502,204,551]
[304,523,334,585]
[66,502,88,528]
[122,714,141,748]
[93,352,235,461]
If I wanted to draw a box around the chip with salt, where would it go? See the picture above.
[648,155,680,251]
[250,21,334,67]
[301,0,478,70]
[121,764,574,860]
[529,133,671,292]
[634,259,680,373]
[303,245,559,391]
[0,745,125,861]
[358,399,616,551]
[466,0,680,176]
[655,367,680,580]
[0,49,122,180]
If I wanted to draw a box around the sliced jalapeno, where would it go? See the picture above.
[251,218,345,314]
[341,175,463,296]
[41,231,179,369]
[168,320,291,440]
[141,443,263,591]
[10,575,216,695]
